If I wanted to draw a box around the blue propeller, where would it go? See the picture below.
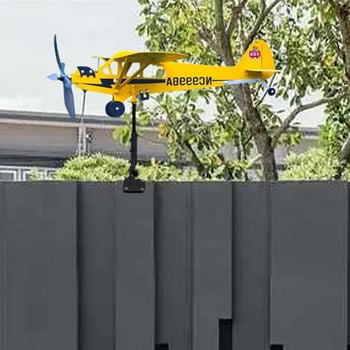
[48,35,76,120]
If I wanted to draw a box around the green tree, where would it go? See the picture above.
[55,154,131,181]
[133,0,335,181]
[281,147,350,180]
[317,1,350,179]
[54,153,201,181]
[276,1,350,181]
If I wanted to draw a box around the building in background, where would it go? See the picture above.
[0,109,318,181]
[0,110,165,180]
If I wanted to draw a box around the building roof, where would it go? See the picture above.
[0,109,166,166]
[0,109,137,128]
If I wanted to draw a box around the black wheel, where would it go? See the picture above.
[105,101,112,115]
[267,87,276,96]
[105,101,125,117]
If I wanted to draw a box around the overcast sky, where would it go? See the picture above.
[0,0,144,116]
[0,0,324,126]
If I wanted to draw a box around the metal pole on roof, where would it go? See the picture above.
[77,90,87,156]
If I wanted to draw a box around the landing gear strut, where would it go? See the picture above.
[123,102,145,193]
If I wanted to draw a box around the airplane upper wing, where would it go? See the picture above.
[92,55,111,61]
[111,51,188,63]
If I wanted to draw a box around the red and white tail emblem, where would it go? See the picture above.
[249,47,261,59]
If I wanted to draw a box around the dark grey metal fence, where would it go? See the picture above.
[0,182,348,350]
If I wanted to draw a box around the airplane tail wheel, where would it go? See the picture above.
[267,87,276,96]
[105,101,125,117]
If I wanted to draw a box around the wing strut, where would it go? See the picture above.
[115,60,148,91]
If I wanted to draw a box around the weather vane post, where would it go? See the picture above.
[123,99,145,193]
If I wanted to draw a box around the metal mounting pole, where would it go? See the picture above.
[123,102,145,193]
[77,90,87,156]
[130,102,138,176]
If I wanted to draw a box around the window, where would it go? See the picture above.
[0,170,16,181]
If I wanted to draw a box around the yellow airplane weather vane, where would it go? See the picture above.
[48,35,279,192]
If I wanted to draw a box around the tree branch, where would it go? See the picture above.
[215,0,226,51]
[248,153,262,167]
[329,1,350,90]
[198,25,221,54]
[244,0,283,51]
[152,95,207,175]
[168,116,206,174]
[271,96,334,148]
[215,0,234,65]
[240,84,278,180]
[226,0,249,38]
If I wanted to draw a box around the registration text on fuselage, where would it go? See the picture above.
[166,76,213,86]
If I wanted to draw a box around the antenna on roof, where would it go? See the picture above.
[77,90,88,156]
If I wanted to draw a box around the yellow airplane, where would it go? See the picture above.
[48,35,278,120]
[48,35,278,192]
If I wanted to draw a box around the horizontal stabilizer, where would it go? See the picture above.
[246,69,281,73]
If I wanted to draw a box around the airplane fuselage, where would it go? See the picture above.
[71,61,273,103]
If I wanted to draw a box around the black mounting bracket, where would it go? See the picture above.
[123,102,145,193]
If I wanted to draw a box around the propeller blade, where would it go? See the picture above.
[62,75,72,88]
[63,85,76,120]
[47,73,59,81]
[51,35,75,120]
[54,34,65,74]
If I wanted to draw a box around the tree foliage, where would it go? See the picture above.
[281,147,350,180]
[132,0,337,181]
[54,152,251,181]
[54,153,202,181]
[54,2,350,182]
[319,1,350,178]
[281,1,350,179]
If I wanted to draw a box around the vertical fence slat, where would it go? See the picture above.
[192,183,232,350]
[154,183,193,350]
[270,182,348,350]
[78,183,115,350]
[232,183,270,350]
[0,182,77,350]
[114,182,155,350]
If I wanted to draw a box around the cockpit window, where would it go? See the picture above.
[142,65,165,78]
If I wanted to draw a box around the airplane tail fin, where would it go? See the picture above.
[237,39,278,78]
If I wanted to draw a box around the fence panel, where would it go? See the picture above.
[0,182,77,350]
[114,182,155,350]
[0,181,347,350]
[270,182,348,350]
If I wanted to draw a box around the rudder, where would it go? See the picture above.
[237,40,276,78]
